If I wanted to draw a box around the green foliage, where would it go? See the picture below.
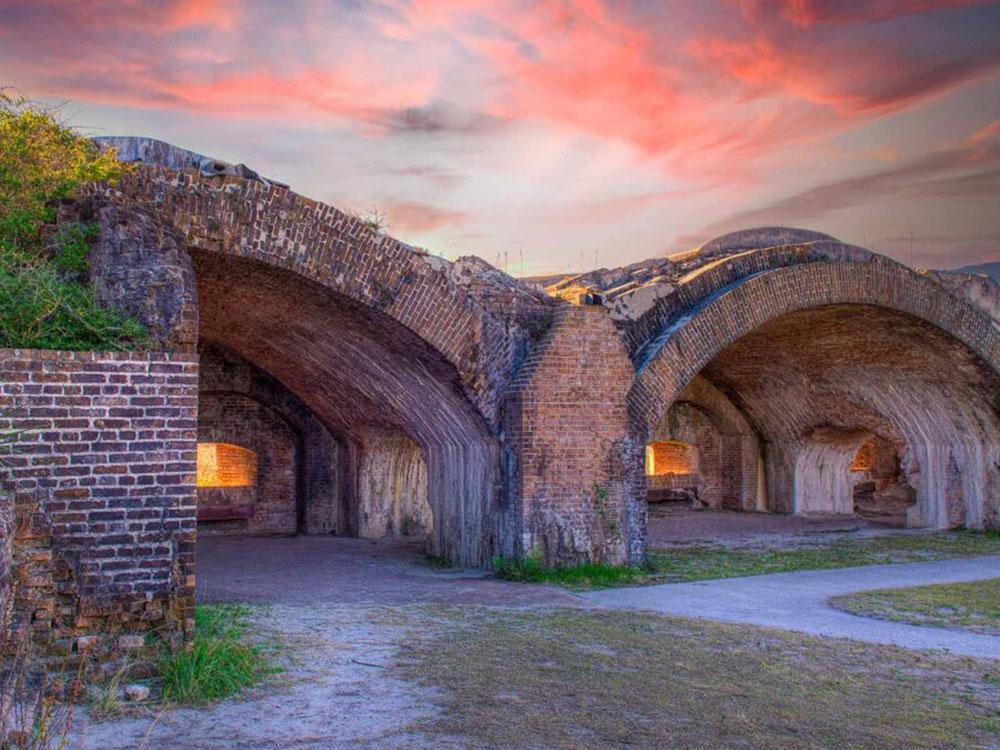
[0,91,121,253]
[0,90,147,350]
[346,205,388,234]
[0,248,148,350]
[53,222,98,275]
[159,605,274,706]
[492,554,646,589]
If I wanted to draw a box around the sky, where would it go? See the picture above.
[1,0,998,274]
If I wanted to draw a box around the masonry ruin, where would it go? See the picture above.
[2,139,998,655]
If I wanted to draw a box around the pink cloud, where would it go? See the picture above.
[736,0,990,28]
[1,0,997,185]
[383,201,467,233]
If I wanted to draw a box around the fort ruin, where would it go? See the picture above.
[2,138,999,655]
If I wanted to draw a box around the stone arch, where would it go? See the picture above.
[198,341,345,537]
[89,165,531,425]
[629,257,1000,530]
[192,251,499,564]
[649,376,764,511]
[85,164,529,565]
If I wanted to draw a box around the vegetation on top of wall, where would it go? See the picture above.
[0,90,149,351]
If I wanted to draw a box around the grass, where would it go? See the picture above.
[646,530,1000,584]
[395,607,1000,749]
[493,555,647,589]
[492,530,1000,591]
[831,578,1000,636]
[159,604,276,706]
[85,657,131,719]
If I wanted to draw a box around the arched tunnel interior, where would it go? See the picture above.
[190,251,500,566]
[645,304,1000,529]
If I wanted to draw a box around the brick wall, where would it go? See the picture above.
[197,391,298,535]
[0,490,11,634]
[87,166,549,428]
[198,342,342,536]
[504,305,642,565]
[0,349,198,656]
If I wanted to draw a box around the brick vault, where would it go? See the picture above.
[2,139,998,652]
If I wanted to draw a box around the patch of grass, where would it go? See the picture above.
[85,657,131,719]
[395,607,1000,749]
[647,530,1000,584]
[492,531,1000,590]
[831,577,1000,635]
[492,556,646,590]
[420,554,453,569]
[159,604,275,706]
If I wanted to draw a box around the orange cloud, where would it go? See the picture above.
[2,0,997,187]
[737,0,990,27]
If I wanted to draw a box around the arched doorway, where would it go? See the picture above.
[630,258,1000,532]
[193,252,500,565]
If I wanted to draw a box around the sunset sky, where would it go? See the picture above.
[2,0,998,274]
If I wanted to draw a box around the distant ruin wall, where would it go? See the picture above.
[0,349,198,655]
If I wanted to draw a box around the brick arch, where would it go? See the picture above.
[629,257,1000,530]
[85,165,523,565]
[193,251,500,565]
[92,165,523,425]
[629,257,1000,438]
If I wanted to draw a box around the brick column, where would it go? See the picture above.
[503,305,643,565]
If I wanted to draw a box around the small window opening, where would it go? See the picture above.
[645,441,697,476]
[851,441,876,472]
[196,442,258,488]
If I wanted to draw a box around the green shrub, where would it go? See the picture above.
[0,249,148,350]
[53,222,98,275]
[160,605,273,706]
[0,90,147,350]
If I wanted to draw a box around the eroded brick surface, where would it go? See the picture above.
[0,350,197,657]
[503,306,642,564]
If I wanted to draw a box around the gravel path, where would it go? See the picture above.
[583,555,1000,658]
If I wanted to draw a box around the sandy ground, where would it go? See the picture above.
[647,502,917,548]
[67,513,984,748]
[69,536,583,749]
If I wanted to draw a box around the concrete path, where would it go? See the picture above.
[583,556,1000,658]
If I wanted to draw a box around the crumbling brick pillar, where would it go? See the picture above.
[503,305,642,566]
[0,349,198,658]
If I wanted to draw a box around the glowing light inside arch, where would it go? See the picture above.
[196,442,258,488]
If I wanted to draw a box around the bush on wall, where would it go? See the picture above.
[0,90,148,350]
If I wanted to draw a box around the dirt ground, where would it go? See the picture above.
[67,519,998,749]
[647,502,916,548]
[70,536,585,749]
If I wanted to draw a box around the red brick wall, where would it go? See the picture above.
[0,491,11,632]
[504,305,641,565]
[0,349,198,654]
[197,392,298,535]
[197,342,342,536]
